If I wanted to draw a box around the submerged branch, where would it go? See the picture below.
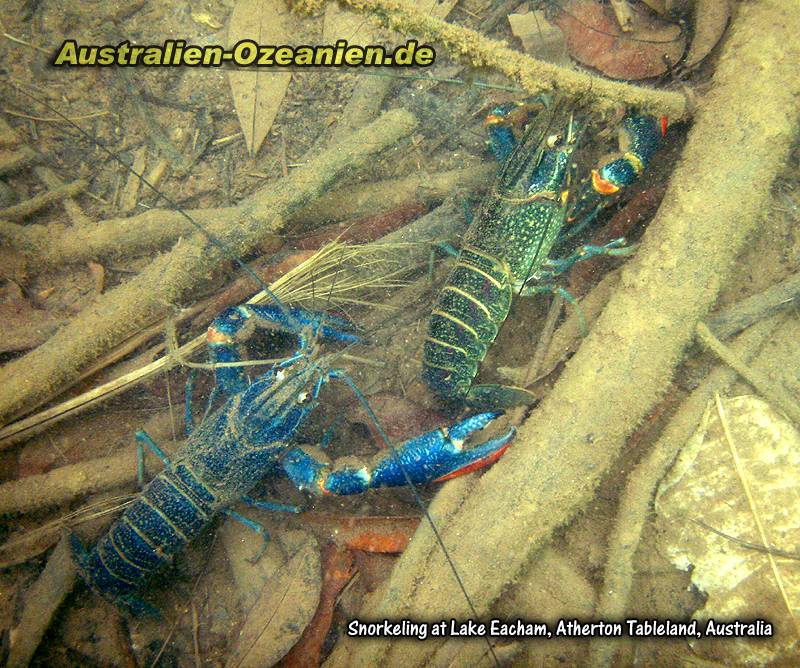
[0,163,491,272]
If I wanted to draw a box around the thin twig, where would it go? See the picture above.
[2,108,108,122]
[191,601,202,668]
[522,294,563,386]
[0,22,50,54]
[697,322,800,425]
[691,518,800,561]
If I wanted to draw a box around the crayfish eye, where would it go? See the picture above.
[546,133,562,148]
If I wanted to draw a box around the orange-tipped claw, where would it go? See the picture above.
[591,169,620,195]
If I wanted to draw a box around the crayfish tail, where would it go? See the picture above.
[69,532,162,618]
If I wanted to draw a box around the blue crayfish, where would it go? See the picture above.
[71,302,514,616]
[423,99,666,407]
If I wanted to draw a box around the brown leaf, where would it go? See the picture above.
[350,551,398,592]
[225,531,321,668]
[553,0,686,79]
[227,0,292,155]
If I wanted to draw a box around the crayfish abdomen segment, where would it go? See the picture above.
[423,246,513,401]
[71,463,217,616]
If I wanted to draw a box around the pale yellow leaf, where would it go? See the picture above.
[227,0,292,155]
[656,396,800,665]
[508,10,569,64]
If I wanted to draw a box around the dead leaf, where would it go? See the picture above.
[350,551,398,592]
[302,513,421,553]
[508,10,570,64]
[553,0,686,79]
[227,0,293,155]
[684,0,731,68]
[225,530,321,668]
[656,396,800,665]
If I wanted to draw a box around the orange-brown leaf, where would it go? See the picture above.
[553,0,685,79]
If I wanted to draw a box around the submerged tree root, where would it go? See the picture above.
[0,178,87,221]
[323,3,800,666]
[0,163,491,273]
[0,110,417,426]
[0,449,161,515]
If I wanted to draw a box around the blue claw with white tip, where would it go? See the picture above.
[282,412,515,496]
